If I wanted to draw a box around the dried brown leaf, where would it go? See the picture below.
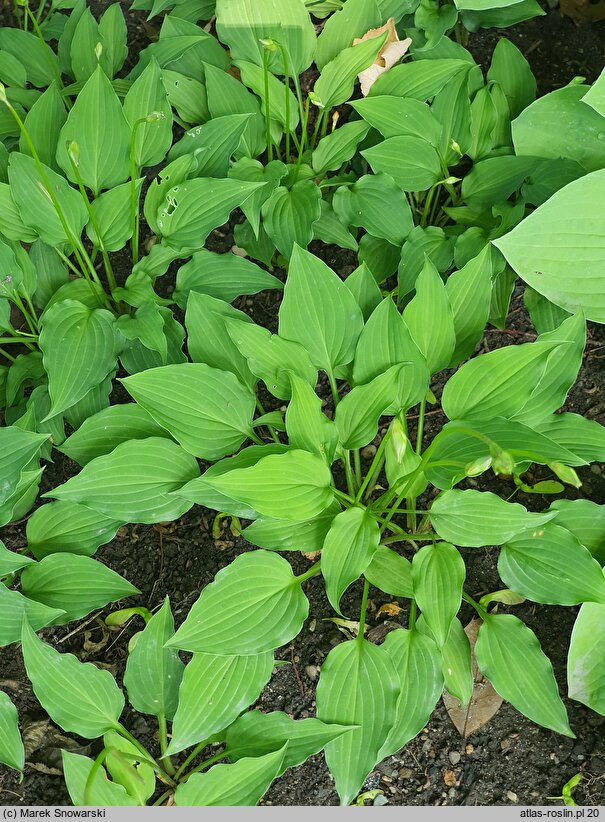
[354,19,412,96]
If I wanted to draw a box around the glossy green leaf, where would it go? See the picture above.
[243,503,340,553]
[123,363,255,460]
[403,257,455,374]
[379,627,443,758]
[45,437,199,524]
[39,300,117,418]
[167,651,273,755]
[262,180,322,258]
[285,373,337,461]
[103,730,155,806]
[322,508,380,615]
[344,263,382,321]
[445,244,494,364]
[56,66,131,195]
[0,691,24,773]
[62,751,138,807]
[494,169,605,323]
[351,96,441,144]
[363,136,442,193]
[475,613,573,736]
[21,620,124,738]
[0,585,64,647]
[486,38,535,119]
[537,413,605,468]
[20,83,66,171]
[364,545,413,598]
[430,489,556,548]
[167,551,309,655]
[279,245,363,377]
[312,121,370,174]
[123,59,173,167]
[316,639,399,806]
[8,153,87,246]
[313,33,387,110]
[174,747,286,806]
[169,114,253,177]
[369,58,470,99]
[26,501,122,560]
[226,710,353,774]
[0,540,34,576]
[314,0,380,68]
[568,598,605,716]
[412,542,465,647]
[550,499,605,563]
[174,249,282,306]
[0,28,59,87]
[87,178,144,252]
[21,554,139,622]
[333,173,413,247]
[0,426,47,509]
[123,598,184,721]
[236,60,299,132]
[439,617,473,704]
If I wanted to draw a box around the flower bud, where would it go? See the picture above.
[548,462,582,489]
[67,141,80,166]
[95,42,103,61]
[259,37,278,51]
[491,449,514,476]
[0,83,8,105]
[465,455,492,477]
[144,111,165,123]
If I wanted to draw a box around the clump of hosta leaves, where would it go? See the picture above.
[8,245,603,805]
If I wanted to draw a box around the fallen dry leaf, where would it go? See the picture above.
[376,602,402,619]
[302,551,321,561]
[560,0,605,21]
[354,19,412,96]
[442,618,503,737]
[443,769,457,787]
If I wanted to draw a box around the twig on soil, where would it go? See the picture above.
[290,647,306,697]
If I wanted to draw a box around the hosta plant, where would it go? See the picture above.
[4,245,603,805]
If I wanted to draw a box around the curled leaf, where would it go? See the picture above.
[354,19,412,97]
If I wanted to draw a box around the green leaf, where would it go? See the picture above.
[344,262,382,321]
[0,28,59,87]
[30,240,69,309]
[364,545,413,598]
[103,730,155,806]
[21,620,124,738]
[0,182,38,242]
[56,66,131,195]
[229,157,288,236]
[369,58,470,99]
[285,373,337,461]
[262,181,322,258]
[0,426,47,509]
[87,178,144,252]
[313,200,359,252]
[486,38,535,119]
[38,300,117,418]
[8,153,87,247]
[351,96,441,144]
[0,49,27,87]
[243,503,340,553]
[156,177,262,249]
[45,437,199,524]
[174,248,282,307]
[68,7,100,82]
[185,292,256,389]
[174,747,286,806]
[445,244,494,364]
[167,651,273,755]
[582,68,605,117]
[21,554,139,622]
[122,363,255,460]
[161,70,209,125]
[228,322,317,402]
[438,617,473,704]
[20,83,67,172]
[169,114,253,177]
[167,551,309,655]
[312,121,370,174]
[316,639,399,806]
[0,585,64,647]
[0,691,24,773]
[0,540,35,576]
[379,627,443,759]
[403,257,455,374]
[123,598,184,720]
[513,85,605,172]
[333,173,413,247]
[568,599,605,716]
[322,508,380,615]
[202,449,333,521]
[475,613,573,736]
[430,489,556,548]
[314,0,381,69]
[399,225,454,297]
[62,751,138,806]
[441,338,565,422]
[362,136,442,193]
[550,499,605,563]
[537,413,605,468]
[215,0,316,75]
[493,169,605,323]
[524,287,571,335]
[500,523,605,606]
[313,32,387,110]
[26,501,122,560]
[123,59,173,167]
[236,60,299,133]
[279,245,363,378]
[97,4,128,78]
[412,542,465,647]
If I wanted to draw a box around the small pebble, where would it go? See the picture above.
[507,791,518,803]
[373,795,389,806]
[448,751,461,765]
[399,767,413,779]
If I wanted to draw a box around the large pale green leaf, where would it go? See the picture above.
[123,58,173,168]
[369,58,470,99]
[582,68,605,117]
[39,300,117,418]
[0,540,34,576]
[45,437,199,524]
[313,33,387,110]
[0,426,47,509]
[493,170,605,323]
[486,38,536,119]
[333,173,413,247]
[322,508,380,615]
[156,178,263,249]
[314,0,381,69]
[316,639,399,806]
[403,257,455,374]
[122,363,255,460]
[174,747,286,806]
[500,523,605,606]
[0,29,59,87]
[378,628,443,759]
[169,114,253,177]
[550,499,605,563]
[215,0,316,75]
[8,153,88,247]
[56,66,131,195]
[364,545,413,598]
[21,554,139,622]
[412,542,465,647]
[87,179,144,252]
[20,83,66,171]
[285,373,337,461]
[441,339,565,421]
[21,620,124,738]
[226,710,353,774]
[0,586,64,647]
[351,96,442,143]
[243,503,340,553]
[279,245,363,377]
[475,614,573,736]
[430,489,556,548]
[168,551,309,655]
[62,751,138,807]
[0,691,24,773]
[262,181,322,258]
[312,121,370,174]
[167,651,273,755]
[235,60,298,134]
[568,597,605,716]
[123,598,184,721]
[362,136,442,193]
[537,413,605,468]
[445,245,493,365]
[26,501,122,560]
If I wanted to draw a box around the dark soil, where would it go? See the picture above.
[1,3,605,809]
